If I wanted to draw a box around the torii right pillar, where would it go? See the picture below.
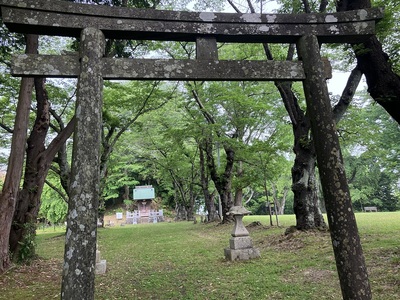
[297,34,372,300]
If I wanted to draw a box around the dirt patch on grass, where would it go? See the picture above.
[366,247,400,296]
[0,258,62,287]
[48,233,65,240]
[0,258,62,299]
[282,267,337,284]
[256,228,331,252]
[301,268,336,283]
[257,231,300,251]
[266,234,305,251]
[281,266,340,299]
[246,221,268,229]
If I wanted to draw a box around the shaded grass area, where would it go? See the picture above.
[0,213,399,299]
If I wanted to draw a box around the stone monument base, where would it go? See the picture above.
[95,259,107,274]
[95,249,107,275]
[224,247,260,261]
[224,236,260,261]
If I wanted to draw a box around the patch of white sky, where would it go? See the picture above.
[187,0,279,13]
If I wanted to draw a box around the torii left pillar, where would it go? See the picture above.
[61,27,105,300]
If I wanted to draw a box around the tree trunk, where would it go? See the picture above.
[0,34,37,274]
[54,130,73,196]
[291,136,325,229]
[234,187,243,207]
[174,179,188,221]
[218,145,235,223]
[199,145,218,221]
[207,191,218,222]
[175,202,187,221]
[298,34,371,299]
[205,140,234,222]
[204,138,234,223]
[171,175,191,221]
[280,187,289,215]
[186,192,195,221]
[186,159,198,222]
[123,184,129,200]
[271,183,289,215]
[354,37,400,124]
[10,85,76,260]
[277,81,327,230]
[233,161,244,206]
[337,0,400,124]
[218,181,234,223]
[9,78,50,260]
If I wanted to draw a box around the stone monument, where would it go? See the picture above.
[224,206,260,261]
[95,244,107,275]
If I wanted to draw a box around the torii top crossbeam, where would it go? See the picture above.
[0,0,383,81]
[0,0,383,43]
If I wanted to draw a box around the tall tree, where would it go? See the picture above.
[4,33,77,261]
[0,35,37,274]
[9,77,75,260]
[198,140,219,221]
[226,0,368,230]
[1,21,82,262]
[227,0,328,229]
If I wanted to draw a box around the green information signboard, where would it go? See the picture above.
[133,186,155,200]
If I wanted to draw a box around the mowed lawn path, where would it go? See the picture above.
[0,213,399,299]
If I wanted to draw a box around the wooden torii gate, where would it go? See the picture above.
[0,0,383,299]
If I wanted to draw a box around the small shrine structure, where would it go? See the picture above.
[126,185,163,223]
[132,185,155,221]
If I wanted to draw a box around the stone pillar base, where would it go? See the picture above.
[95,260,107,274]
[96,249,107,274]
[225,236,260,261]
[230,236,253,249]
[224,247,260,261]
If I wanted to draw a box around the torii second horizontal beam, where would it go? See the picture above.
[11,55,332,81]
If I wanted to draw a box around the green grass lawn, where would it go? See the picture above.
[0,213,399,299]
